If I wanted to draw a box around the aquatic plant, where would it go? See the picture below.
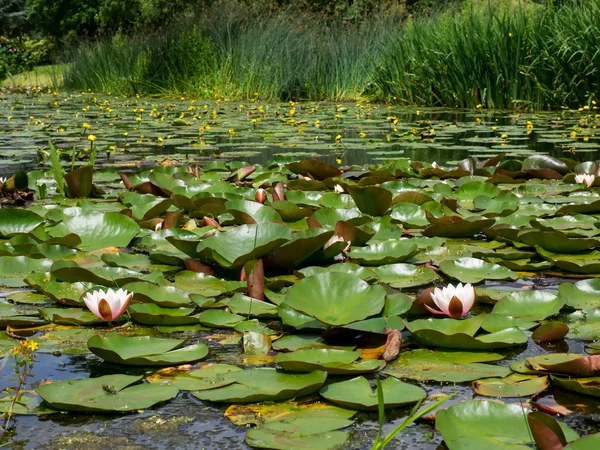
[83,288,132,321]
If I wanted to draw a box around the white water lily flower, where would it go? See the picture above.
[431,161,440,169]
[83,288,132,321]
[0,177,6,184]
[426,283,475,319]
[575,173,595,188]
[334,184,344,193]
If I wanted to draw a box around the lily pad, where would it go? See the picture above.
[87,334,208,366]
[439,257,518,284]
[192,368,327,403]
[284,272,386,326]
[36,374,179,412]
[383,349,510,382]
[436,399,578,450]
[49,212,140,251]
[319,376,426,410]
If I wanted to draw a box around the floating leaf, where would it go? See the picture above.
[36,374,178,412]
[319,376,426,410]
[284,272,386,326]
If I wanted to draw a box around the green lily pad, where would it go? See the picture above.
[272,335,356,352]
[192,368,327,403]
[373,263,440,288]
[38,307,110,326]
[284,272,386,326]
[407,316,528,349]
[348,241,418,265]
[0,208,43,237]
[559,279,600,310]
[383,349,510,382]
[551,376,600,398]
[275,349,382,374]
[245,405,352,450]
[49,212,140,251]
[123,281,192,307]
[227,293,278,318]
[172,364,243,390]
[439,257,518,284]
[87,334,208,366]
[492,291,565,320]
[473,374,550,398]
[196,223,292,268]
[319,376,426,410]
[128,303,198,326]
[436,399,578,450]
[36,374,179,412]
[198,309,245,328]
[518,230,599,253]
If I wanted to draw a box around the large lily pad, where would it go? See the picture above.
[407,316,528,349]
[195,223,292,268]
[348,241,419,265]
[49,212,140,251]
[36,374,179,412]
[319,376,426,410]
[284,272,386,326]
[275,349,383,374]
[436,400,578,450]
[492,290,565,320]
[87,334,208,365]
[383,349,511,382]
[439,258,518,284]
[559,279,600,310]
[192,369,327,403]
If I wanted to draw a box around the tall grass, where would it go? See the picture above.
[377,0,600,108]
[63,0,600,108]
[64,2,399,101]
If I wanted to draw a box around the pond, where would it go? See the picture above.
[0,90,599,449]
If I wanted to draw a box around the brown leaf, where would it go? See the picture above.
[306,217,322,228]
[382,328,402,362]
[245,259,265,301]
[527,411,567,450]
[163,210,183,230]
[184,259,216,276]
[271,181,285,202]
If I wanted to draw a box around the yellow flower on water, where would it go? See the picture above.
[476,104,483,109]
[359,132,367,138]
[336,157,342,164]
[491,126,498,131]
[124,132,129,137]
[570,131,577,138]
[158,137,164,143]
[82,123,90,129]
[88,134,97,142]
[584,136,590,142]
[335,135,342,142]
[501,134,508,139]
[509,32,513,37]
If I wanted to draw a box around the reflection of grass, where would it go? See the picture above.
[1,64,67,88]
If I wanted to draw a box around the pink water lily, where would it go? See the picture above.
[83,288,132,321]
[426,283,475,319]
[575,173,595,188]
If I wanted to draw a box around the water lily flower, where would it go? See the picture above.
[83,288,132,321]
[87,134,97,142]
[426,283,475,319]
[431,161,439,169]
[0,177,6,184]
[334,184,344,193]
[575,173,595,188]
[255,188,267,204]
